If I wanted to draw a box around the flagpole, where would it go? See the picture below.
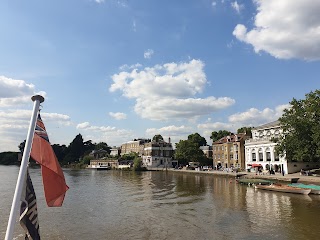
[5,95,44,240]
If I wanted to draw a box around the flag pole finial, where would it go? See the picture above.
[31,95,45,103]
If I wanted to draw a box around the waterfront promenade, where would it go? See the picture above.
[150,167,320,185]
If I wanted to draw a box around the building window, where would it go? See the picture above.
[252,152,256,162]
[258,148,263,161]
[266,148,271,161]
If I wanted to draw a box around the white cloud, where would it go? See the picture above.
[0,109,71,152]
[109,112,127,120]
[109,59,235,120]
[231,1,244,14]
[212,1,217,7]
[135,97,235,121]
[198,121,235,131]
[228,104,290,126]
[0,76,46,107]
[233,0,320,61]
[117,1,128,7]
[95,0,105,3]
[77,122,90,129]
[144,49,154,59]
[197,121,236,144]
[146,125,195,147]
[76,122,134,146]
[196,104,290,144]
[146,125,193,136]
[119,63,142,71]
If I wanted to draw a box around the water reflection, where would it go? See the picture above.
[2,167,320,240]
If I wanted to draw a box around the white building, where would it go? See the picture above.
[245,121,287,173]
[142,139,177,169]
[110,146,120,157]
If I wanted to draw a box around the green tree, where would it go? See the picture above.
[52,144,68,163]
[133,157,145,171]
[119,152,138,161]
[95,142,111,153]
[237,127,253,138]
[188,133,207,147]
[152,134,164,142]
[63,134,85,164]
[210,130,231,142]
[275,90,320,162]
[18,140,26,153]
[81,155,95,165]
[0,152,19,165]
[174,140,205,165]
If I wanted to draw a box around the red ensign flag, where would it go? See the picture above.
[30,112,69,207]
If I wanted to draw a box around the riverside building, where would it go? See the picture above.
[213,133,248,170]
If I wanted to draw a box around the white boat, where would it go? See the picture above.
[87,164,111,170]
[255,184,311,195]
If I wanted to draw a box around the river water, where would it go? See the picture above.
[1,166,320,240]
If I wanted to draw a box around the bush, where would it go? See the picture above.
[133,157,146,171]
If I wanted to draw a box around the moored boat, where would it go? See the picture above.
[288,183,320,195]
[255,184,311,195]
[86,165,111,170]
[237,178,272,186]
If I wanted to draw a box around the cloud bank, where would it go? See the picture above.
[109,59,235,120]
[233,0,320,60]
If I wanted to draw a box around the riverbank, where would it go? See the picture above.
[148,167,320,185]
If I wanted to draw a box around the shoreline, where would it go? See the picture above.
[148,167,320,185]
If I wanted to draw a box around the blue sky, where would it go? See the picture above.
[1,0,319,152]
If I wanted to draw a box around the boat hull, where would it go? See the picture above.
[255,184,311,195]
[288,183,320,195]
[87,165,111,170]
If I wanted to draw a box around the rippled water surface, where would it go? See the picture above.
[1,166,320,240]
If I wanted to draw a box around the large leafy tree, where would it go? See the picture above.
[152,134,164,142]
[237,127,253,137]
[52,144,68,163]
[188,133,207,147]
[210,130,231,142]
[94,142,110,152]
[175,132,208,165]
[63,134,85,164]
[175,140,205,165]
[275,90,320,162]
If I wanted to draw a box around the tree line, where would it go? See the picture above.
[0,134,111,166]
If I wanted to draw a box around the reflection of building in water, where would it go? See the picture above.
[245,187,293,233]
[211,177,248,210]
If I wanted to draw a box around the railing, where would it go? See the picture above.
[245,137,273,143]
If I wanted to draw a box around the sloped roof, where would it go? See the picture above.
[213,133,246,144]
[253,120,280,130]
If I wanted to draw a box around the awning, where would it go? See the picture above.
[251,164,262,167]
